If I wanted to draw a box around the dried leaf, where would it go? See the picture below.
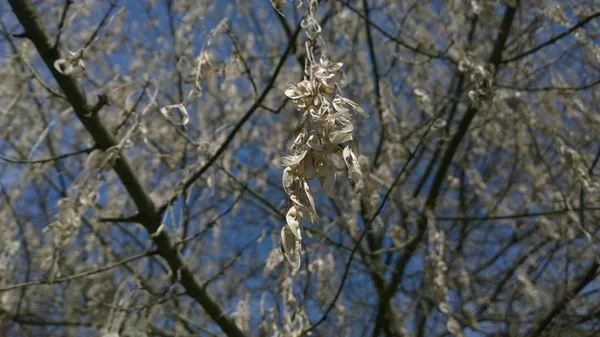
[303,180,318,223]
[333,95,367,119]
[343,146,362,181]
[53,51,86,76]
[289,194,306,208]
[280,226,301,271]
[53,59,73,75]
[270,0,286,16]
[282,150,307,166]
[282,167,295,194]
[285,205,302,241]
[285,81,313,100]
[159,103,190,126]
[329,129,353,144]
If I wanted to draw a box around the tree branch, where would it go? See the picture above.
[528,260,599,337]
[436,207,600,222]
[158,22,302,213]
[302,107,437,336]
[0,250,157,291]
[502,11,600,64]
[341,1,455,63]
[0,147,93,164]
[382,3,518,333]
[54,0,73,48]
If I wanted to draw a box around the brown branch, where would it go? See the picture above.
[10,315,92,327]
[227,30,258,97]
[89,93,109,116]
[411,16,478,199]
[362,0,385,169]
[474,240,549,317]
[0,147,94,164]
[360,1,396,335]
[81,2,119,52]
[54,0,73,48]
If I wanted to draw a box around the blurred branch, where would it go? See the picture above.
[0,21,67,100]
[503,11,600,64]
[382,3,518,334]
[436,207,600,221]
[81,2,119,52]
[0,250,157,291]
[495,77,600,92]
[302,103,435,336]
[341,1,455,63]
[362,0,385,169]
[54,0,73,48]
[9,315,92,327]
[158,22,303,213]
[528,260,600,337]
[0,147,93,164]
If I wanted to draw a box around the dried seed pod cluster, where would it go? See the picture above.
[280,0,367,271]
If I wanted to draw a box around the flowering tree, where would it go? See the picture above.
[1,0,600,336]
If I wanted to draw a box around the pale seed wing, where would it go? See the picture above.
[160,104,190,126]
[53,59,73,75]
[290,194,306,208]
[328,120,354,144]
[303,180,318,223]
[285,85,303,100]
[282,167,294,195]
[285,206,302,241]
[280,226,301,271]
[343,146,362,181]
[329,130,353,144]
[281,150,307,166]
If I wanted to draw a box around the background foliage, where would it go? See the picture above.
[1,0,600,336]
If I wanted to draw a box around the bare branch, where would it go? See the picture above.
[503,11,600,64]
[0,147,93,164]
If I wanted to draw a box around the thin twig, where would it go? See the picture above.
[302,100,439,335]
[54,0,73,48]
[502,11,600,64]
[0,250,157,291]
[0,147,94,164]
[436,207,600,221]
[159,21,304,212]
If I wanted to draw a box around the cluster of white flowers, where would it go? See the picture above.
[280,0,367,271]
